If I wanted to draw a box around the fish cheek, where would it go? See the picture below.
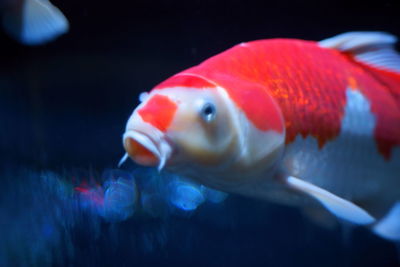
[169,118,218,164]
[201,119,229,147]
[175,118,235,165]
[168,97,233,165]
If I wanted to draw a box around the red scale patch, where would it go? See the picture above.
[155,74,216,90]
[183,40,349,140]
[149,39,400,159]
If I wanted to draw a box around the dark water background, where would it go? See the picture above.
[1,0,400,266]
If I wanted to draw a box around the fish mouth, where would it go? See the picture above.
[122,130,172,171]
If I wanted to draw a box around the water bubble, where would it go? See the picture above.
[102,172,138,222]
[167,180,205,211]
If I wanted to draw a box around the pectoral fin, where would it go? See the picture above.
[286,176,376,225]
[373,202,400,241]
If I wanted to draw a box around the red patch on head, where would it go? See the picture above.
[232,82,284,133]
[154,74,216,90]
[138,94,178,132]
[199,73,284,133]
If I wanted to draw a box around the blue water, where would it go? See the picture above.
[0,165,397,266]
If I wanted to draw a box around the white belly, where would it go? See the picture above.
[281,89,400,203]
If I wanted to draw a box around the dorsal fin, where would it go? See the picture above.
[319,31,400,74]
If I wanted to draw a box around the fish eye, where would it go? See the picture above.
[200,102,216,122]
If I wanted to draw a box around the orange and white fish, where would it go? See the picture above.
[121,32,400,241]
[1,0,68,45]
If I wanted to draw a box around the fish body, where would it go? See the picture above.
[122,32,400,240]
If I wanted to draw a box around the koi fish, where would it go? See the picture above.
[121,32,400,241]
[1,0,68,45]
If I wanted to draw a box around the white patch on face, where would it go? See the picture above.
[147,86,237,167]
[282,88,400,208]
[215,86,247,156]
[216,86,285,167]
[177,85,286,193]
[142,86,285,195]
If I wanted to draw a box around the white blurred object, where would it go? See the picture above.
[166,179,205,211]
[2,0,69,45]
[101,170,138,222]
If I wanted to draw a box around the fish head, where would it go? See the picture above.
[123,74,236,170]
[123,74,285,192]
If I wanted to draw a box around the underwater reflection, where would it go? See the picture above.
[166,178,205,212]
[76,169,139,222]
[77,168,229,220]
[0,166,229,266]
[1,166,399,266]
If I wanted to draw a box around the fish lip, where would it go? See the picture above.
[123,130,172,171]
[123,130,161,158]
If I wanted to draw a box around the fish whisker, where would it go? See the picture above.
[118,153,129,168]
